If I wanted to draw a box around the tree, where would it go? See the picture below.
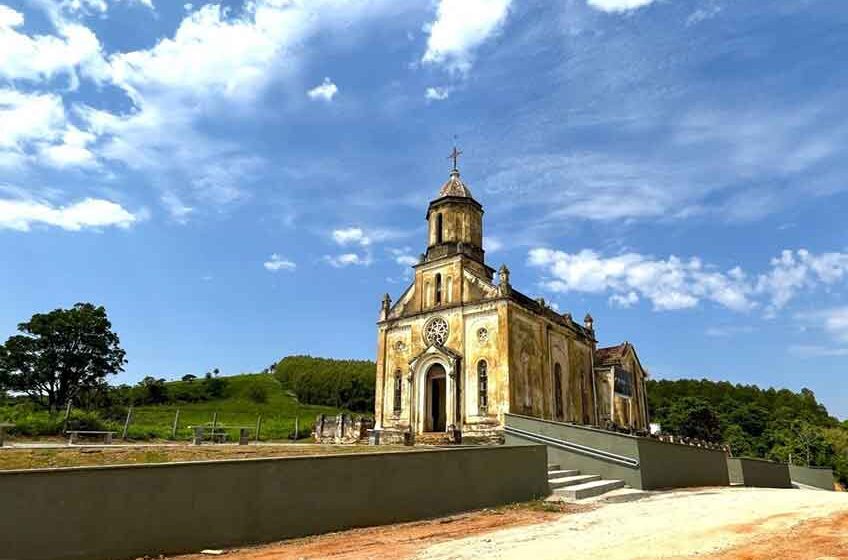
[135,376,167,405]
[0,303,126,411]
[181,374,197,383]
[664,397,722,442]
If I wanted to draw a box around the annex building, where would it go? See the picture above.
[372,152,649,444]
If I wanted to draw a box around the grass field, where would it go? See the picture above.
[0,373,352,442]
[0,444,409,471]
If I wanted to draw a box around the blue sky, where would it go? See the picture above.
[2,0,848,415]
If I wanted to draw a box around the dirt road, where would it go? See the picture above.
[170,487,848,560]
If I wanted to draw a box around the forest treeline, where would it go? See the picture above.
[274,355,375,413]
[647,378,848,482]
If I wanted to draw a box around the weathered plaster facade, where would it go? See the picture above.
[373,162,649,444]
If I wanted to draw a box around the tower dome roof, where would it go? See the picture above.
[438,169,473,198]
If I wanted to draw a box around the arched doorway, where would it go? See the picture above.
[425,363,447,432]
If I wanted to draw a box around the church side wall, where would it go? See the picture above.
[506,304,596,425]
[567,337,595,424]
[507,306,547,418]
[548,330,570,421]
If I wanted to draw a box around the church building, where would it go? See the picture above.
[372,152,649,444]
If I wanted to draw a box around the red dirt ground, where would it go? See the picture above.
[674,510,848,560]
[167,502,589,560]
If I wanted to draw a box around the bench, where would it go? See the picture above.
[0,423,14,447]
[67,430,116,445]
[190,426,253,445]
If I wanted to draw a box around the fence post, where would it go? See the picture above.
[294,416,299,441]
[211,411,218,443]
[122,406,133,440]
[62,401,72,434]
[255,415,262,443]
[171,409,180,439]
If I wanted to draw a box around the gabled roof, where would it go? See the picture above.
[595,342,649,377]
[595,343,629,366]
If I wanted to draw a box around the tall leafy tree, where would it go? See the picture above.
[0,303,127,411]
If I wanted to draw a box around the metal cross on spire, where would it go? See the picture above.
[448,145,463,172]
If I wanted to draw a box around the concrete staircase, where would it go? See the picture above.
[547,464,625,500]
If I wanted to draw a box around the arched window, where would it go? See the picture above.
[435,213,443,244]
[478,360,488,413]
[435,273,442,305]
[393,370,402,414]
[554,363,564,420]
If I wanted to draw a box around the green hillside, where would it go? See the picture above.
[124,372,342,440]
[2,372,344,441]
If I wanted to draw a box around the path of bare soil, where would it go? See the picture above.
[167,487,848,560]
[677,509,848,560]
[168,502,587,560]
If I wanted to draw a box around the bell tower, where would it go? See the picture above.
[425,147,484,264]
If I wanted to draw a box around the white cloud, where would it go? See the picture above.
[529,247,848,314]
[425,86,450,101]
[263,253,296,272]
[0,197,138,231]
[609,291,639,309]
[484,236,503,253]
[686,4,721,26]
[307,77,338,101]
[68,1,401,216]
[389,247,418,267]
[422,0,511,74]
[0,6,108,86]
[586,0,657,13]
[331,226,403,247]
[528,248,754,312]
[790,307,848,358]
[39,126,97,168]
[0,89,66,150]
[332,227,371,246]
[0,88,97,170]
[756,250,848,314]
[324,252,372,268]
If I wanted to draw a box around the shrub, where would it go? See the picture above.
[245,383,268,404]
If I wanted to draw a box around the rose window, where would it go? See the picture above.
[424,317,449,346]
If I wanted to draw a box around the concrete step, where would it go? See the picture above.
[547,469,580,479]
[547,464,561,471]
[548,474,601,489]
[554,479,626,500]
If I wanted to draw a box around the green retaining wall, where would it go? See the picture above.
[727,457,792,488]
[0,445,548,560]
[637,437,729,490]
[789,464,834,490]
[505,413,729,490]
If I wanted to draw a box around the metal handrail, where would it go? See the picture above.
[504,425,640,469]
